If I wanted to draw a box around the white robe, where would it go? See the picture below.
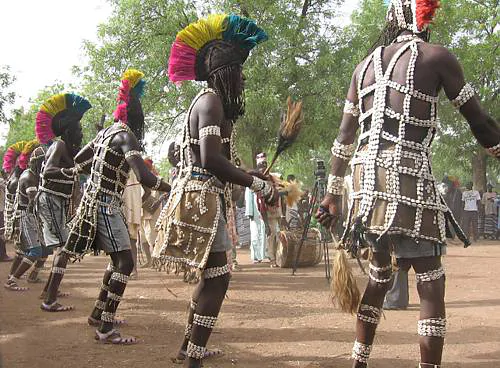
[245,188,267,261]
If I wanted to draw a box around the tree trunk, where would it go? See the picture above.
[472,149,487,192]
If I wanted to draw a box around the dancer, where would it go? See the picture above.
[154,14,274,367]
[5,143,47,291]
[42,70,169,345]
[0,169,13,262]
[35,93,92,301]
[3,142,29,281]
[139,157,164,268]
[316,1,500,367]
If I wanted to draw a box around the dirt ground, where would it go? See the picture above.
[1,240,499,368]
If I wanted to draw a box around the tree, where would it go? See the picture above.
[75,0,351,186]
[0,65,16,125]
[430,0,499,190]
[1,83,82,161]
[346,0,499,190]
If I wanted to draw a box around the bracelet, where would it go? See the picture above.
[250,176,266,193]
[199,125,221,139]
[486,142,500,158]
[343,100,360,117]
[60,168,76,179]
[262,181,273,198]
[124,150,142,160]
[451,83,475,109]
[152,177,162,191]
[327,175,344,196]
[331,139,356,161]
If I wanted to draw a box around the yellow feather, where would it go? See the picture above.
[122,69,145,89]
[10,141,28,153]
[177,14,227,50]
[21,139,39,155]
[40,93,67,116]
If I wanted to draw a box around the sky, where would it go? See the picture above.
[0,0,359,149]
[0,0,112,110]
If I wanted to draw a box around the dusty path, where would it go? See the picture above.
[1,241,499,368]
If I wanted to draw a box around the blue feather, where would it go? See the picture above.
[132,79,146,98]
[223,14,268,51]
[65,93,92,114]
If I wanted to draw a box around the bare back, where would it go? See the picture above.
[356,39,442,146]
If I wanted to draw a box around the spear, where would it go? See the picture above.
[264,96,304,175]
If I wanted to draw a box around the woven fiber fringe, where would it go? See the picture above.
[152,257,201,284]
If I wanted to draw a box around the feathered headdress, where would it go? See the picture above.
[385,0,440,33]
[3,141,28,173]
[18,139,40,170]
[35,93,92,144]
[113,69,146,124]
[168,14,268,83]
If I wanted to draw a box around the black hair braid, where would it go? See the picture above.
[208,64,245,122]
[368,5,430,55]
[127,93,145,150]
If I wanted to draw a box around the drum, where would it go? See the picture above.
[276,228,323,268]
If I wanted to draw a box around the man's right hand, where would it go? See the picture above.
[315,194,342,230]
[247,170,270,181]
[264,184,279,206]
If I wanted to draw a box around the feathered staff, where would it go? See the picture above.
[263,97,304,175]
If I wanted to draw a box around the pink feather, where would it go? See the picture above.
[2,147,19,173]
[113,80,131,123]
[18,152,30,170]
[168,41,197,83]
[35,110,56,145]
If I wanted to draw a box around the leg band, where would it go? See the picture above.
[95,300,106,310]
[416,267,445,283]
[193,314,217,329]
[22,258,34,266]
[100,283,109,292]
[101,311,115,323]
[110,272,129,284]
[187,341,206,360]
[185,323,192,339]
[52,267,66,275]
[106,263,116,272]
[369,263,392,284]
[352,340,372,363]
[357,304,382,324]
[203,264,231,279]
[108,292,122,302]
[418,318,447,338]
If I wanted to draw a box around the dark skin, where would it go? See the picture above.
[317,30,499,368]
[5,168,23,272]
[6,167,22,196]
[40,122,84,299]
[8,168,42,282]
[44,122,170,317]
[43,123,84,180]
[178,70,277,368]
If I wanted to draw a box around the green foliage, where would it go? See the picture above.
[0,65,16,125]
[430,0,499,185]
[1,84,65,159]
[2,0,497,190]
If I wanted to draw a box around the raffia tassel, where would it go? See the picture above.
[331,249,361,314]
